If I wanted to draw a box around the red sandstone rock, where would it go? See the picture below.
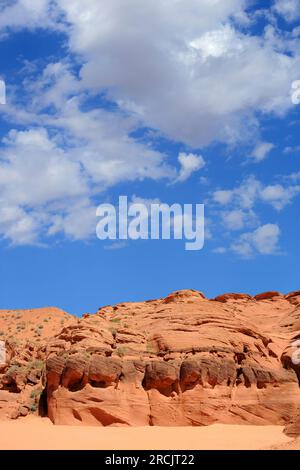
[1,290,300,431]
[214,293,253,302]
[163,289,206,304]
[255,291,282,301]
[286,291,300,300]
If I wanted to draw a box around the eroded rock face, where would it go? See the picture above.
[1,290,300,429]
[0,307,75,420]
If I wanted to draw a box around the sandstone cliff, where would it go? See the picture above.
[1,290,300,433]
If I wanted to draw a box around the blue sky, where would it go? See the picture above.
[0,0,300,315]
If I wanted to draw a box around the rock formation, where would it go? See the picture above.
[1,289,300,432]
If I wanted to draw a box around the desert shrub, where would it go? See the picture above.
[81,350,92,359]
[6,365,21,375]
[28,360,44,370]
[110,318,121,324]
[116,347,126,357]
[30,388,42,400]
[109,327,117,336]
[30,403,38,412]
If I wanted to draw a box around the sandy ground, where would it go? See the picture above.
[0,417,294,450]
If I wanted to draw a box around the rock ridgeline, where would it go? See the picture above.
[1,289,300,433]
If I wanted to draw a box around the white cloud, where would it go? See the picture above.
[0,127,91,244]
[0,64,175,244]
[177,152,205,182]
[189,25,244,60]
[0,205,41,246]
[213,189,233,205]
[213,176,261,210]
[251,224,281,254]
[289,171,300,181]
[213,246,227,254]
[260,184,300,210]
[51,0,300,147]
[0,1,300,249]
[250,141,275,162]
[274,0,300,22]
[0,0,62,33]
[1,1,300,150]
[222,209,257,231]
[223,210,245,231]
[48,199,98,241]
[284,145,300,154]
[212,176,299,256]
[232,224,281,257]
[213,176,300,211]
[0,128,87,206]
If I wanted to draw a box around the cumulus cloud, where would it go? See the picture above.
[222,210,245,231]
[0,0,300,250]
[250,141,275,162]
[213,176,261,210]
[177,153,205,182]
[51,0,300,147]
[0,64,175,244]
[1,1,300,149]
[221,209,257,231]
[212,176,299,256]
[231,224,281,257]
[0,0,61,33]
[0,205,41,245]
[260,184,300,210]
[213,176,300,211]
[274,0,300,22]
[0,128,87,206]
[213,190,234,205]
[48,199,98,241]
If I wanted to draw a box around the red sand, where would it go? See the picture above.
[0,417,293,450]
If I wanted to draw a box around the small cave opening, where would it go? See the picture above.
[90,380,109,388]
[68,381,86,392]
